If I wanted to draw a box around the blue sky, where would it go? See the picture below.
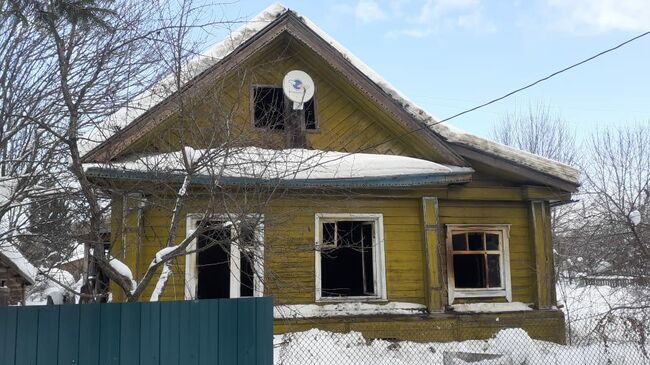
[210,1,650,140]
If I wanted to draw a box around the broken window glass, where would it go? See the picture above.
[320,220,375,297]
[451,231,503,289]
[197,223,232,299]
[253,87,285,130]
[196,220,262,299]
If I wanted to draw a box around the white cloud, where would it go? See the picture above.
[332,0,495,37]
[397,0,495,37]
[456,10,496,32]
[546,0,650,33]
[355,0,388,24]
[385,28,432,39]
[418,0,479,24]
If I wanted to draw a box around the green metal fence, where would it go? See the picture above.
[0,297,273,365]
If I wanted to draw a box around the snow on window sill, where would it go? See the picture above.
[449,302,532,313]
[274,301,427,319]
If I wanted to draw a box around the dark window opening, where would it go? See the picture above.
[197,224,231,299]
[253,86,317,131]
[240,252,255,297]
[254,87,285,130]
[304,99,317,130]
[239,223,256,297]
[321,221,375,297]
[451,232,502,289]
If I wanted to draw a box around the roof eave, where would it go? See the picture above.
[0,255,35,285]
[84,167,473,189]
[451,144,580,193]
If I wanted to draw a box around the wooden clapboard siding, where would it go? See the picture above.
[438,199,535,304]
[275,309,566,344]
[112,191,541,308]
[111,195,426,305]
[122,35,437,163]
[265,197,426,305]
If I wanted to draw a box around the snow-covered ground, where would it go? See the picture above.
[273,281,650,364]
[557,279,650,345]
[273,328,648,365]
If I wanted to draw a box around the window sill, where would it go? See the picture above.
[449,302,532,313]
[274,301,426,319]
[316,296,386,304]
[450,289,512,305]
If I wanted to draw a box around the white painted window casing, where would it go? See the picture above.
[184,213,264,300]
[314,213,387,302]
[446,224,512,305]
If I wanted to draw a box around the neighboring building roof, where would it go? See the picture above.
[80,3,579,191]
[0,244,37,285]
[84,147,474,188]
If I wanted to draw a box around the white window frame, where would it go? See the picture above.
[184,213,264,300]
[446,224,512,305]
[314,213,387,302]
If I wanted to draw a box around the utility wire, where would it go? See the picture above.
[367,29,650,150]
[277,29,650,178]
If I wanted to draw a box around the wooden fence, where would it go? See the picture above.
[0,297,273,365]
[573,276,650,288]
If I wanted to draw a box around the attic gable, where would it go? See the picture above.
[80,3,579,192]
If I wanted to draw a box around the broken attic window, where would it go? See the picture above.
[252,85,318,131]
[451,231,503,289]
[253,86,285,130]
[304,98,317,130]
[320,220,376,298]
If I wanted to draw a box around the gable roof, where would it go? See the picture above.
[0,244,37,285]
[80,3,579,192]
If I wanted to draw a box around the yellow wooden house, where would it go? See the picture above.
[81,4,579,343]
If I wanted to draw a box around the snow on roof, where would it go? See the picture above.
[61,244,85,265]
[80,3,579,186]
[79,3,287,156]
[83,147,473,182]
[0,243,37,284]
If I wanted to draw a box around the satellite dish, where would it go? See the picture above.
[282,70,315,110]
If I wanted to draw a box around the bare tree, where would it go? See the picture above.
[0,0,69,268]
[491,103,580,272]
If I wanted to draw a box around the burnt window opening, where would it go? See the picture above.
[195,220,262,299]
[238,223,257,297]
[253,86,317,131]
[254,87,285,130]
[304,98,317,130]
[451,232,503,289]
[197,223,232,299]
[320,220,375,298]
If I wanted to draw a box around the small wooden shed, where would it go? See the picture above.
[0,245,36,306]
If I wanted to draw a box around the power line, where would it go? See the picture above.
[427,30,650,130]
[278,29,650,178]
